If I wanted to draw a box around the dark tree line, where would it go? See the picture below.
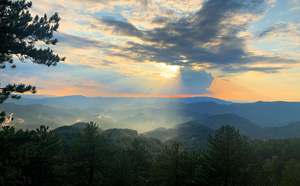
[2,123,300,186]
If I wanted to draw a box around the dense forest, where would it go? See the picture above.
[1,122,300,186]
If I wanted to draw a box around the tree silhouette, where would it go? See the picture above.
[0,0,65,69]
[109,138,152,185]
[204,125,255,186]
[0,125,62,185]
[67,122,110,186]
[151,142,202,186]
[0,0,65,124]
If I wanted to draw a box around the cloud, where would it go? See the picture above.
[55,32,116,49]
[178,68,214,94]
[221,66,285,73]
[257,22,300,44]
[99,18,144,38]
[96,0,289,71]
[32,0,299,74]
[151,16,170,24]
[289,6,300,11]
[257,23,289,38]
[107,68,214,95]
[74,83,98,89]
[1,60,214,96]
[252,21,300,59]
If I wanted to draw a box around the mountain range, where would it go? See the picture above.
[6,95,232,109]
[3,96,300,140]
[6,96,300,127]
[143,114,300,141]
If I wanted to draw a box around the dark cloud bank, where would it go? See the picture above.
[97,0,296,73]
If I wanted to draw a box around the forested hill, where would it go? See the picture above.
[143,114,300,140]
[164,101,300,127]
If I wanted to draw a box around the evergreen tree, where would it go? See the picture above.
[281,159,300,186]
[258,155,282,186]
[25,126,63,186]
[67,122,110,186]
[0,0,65,123]
[0,125,62,185]
[204,125,255,186]
[108,138,152,186]
[151,142,201,186]
[0,0,64,69]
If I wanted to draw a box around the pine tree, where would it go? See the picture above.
[0,0,64,103]
[109,138,152,186]
[67,122,110,186]
[0,0,64,69]
[151,142,201,186]
[0,0,65,124]
[0,125,62,185]
[204,125,255,186]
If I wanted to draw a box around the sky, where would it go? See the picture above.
[2,0,300,102]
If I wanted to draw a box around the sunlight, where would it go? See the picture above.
[155,63,180,78]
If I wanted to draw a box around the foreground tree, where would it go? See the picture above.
[67,122,110,186]
[0,125,62,185]
[281,159,300,186]
[0,0,65,124]
[151,142,202,186]
[204,125,255,186]
[108,139,152,185]
[0,0,65,69]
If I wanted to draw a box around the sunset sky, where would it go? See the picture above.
[2,0,300,102]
